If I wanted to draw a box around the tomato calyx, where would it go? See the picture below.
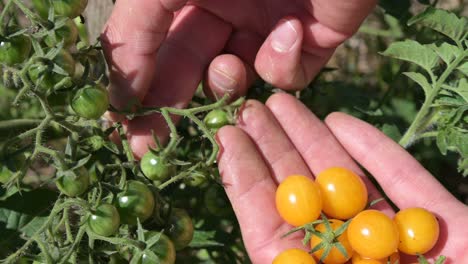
[309,214,351,262]
[281,214,352,263]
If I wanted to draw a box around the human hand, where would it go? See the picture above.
[216,93,468,263]
[101,0,376,157]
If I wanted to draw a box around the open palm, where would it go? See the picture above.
[102,0,376,157]
[216,93,468,263]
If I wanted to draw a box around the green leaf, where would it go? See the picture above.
[436,130,448,155]
[381,40,439,74]
[442,78,468,103]
[429,43,462,65]
[408,7,468,42]
[458,61,468,77]
[458,157,468,177]
[381,124,402,142]
[0,209,48,237]
[403,72,432,95]
[188,231,223,248]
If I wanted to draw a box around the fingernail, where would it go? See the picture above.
[271,19,298,53]
[211,68,238,92]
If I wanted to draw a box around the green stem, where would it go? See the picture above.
[0,119,42,131]
[117,123,135,162]
[417,131,439,140]
[59,226,86,264]
[160,109,179,155]
[87,232,145,249]
[158,163,200,190]
[34,238,53,264]
[399,50,468,147]
[0,0,14,35]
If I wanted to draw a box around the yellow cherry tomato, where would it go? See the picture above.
[315,167,368,220]
[273,248,317,264]
[310,219,353,263]
[347,210,399,259]
[393,207,439,255]
[275,175,322,226]
[352,251,400,264]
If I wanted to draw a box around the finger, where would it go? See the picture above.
[203,54,254,100]
[203,30,262,99]
[324,112,463,213]
[217,126,305,264]
[125,6,232,157]
[236,100,312,183]
[266,93,392,213]
[309,0,376,36]
[255,17,335,90]
[101,0,187,111]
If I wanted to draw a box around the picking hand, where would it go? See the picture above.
[101,0,376,157]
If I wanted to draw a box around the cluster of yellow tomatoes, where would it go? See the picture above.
[273,168,440,264]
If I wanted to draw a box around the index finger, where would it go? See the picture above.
[325,112,461,213]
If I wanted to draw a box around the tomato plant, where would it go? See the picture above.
[71,83,109,119]
[140,151,175,182]
[275,175,322,227]
[166,208,194,250]
[347,210,399,260]
[273,248,316,264]
[0,30,31,66]
[315,167,368,220]
[116,181,155,225]
[55,166,90,197]
[393,207,439,255]
[310,219,353,263]
[87,204,121,237]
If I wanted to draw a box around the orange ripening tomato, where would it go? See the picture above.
[347,210,399,260]
[310,219,353,263]
[352,251,400,264]
[315,167,368,220]
[393,207,439,255]
[273,248,317,264]
[275,175,322,226]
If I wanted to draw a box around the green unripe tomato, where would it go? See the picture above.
[204,109,230,129]
[71,83,109,119]
[0,166,13,184]
[56,167,89,197]
[32,0,89,19]
[4,152,26,172]
[109,253,127,264]
[87,204,120,237]
[166,208,194,250]
[204,184,232,217]
[45,18,78,48]
[116,181,155,225]
[28,50,75,91]
[137,232,176,264]
[140,152,175,182]
[0,31,31,65]
[184,174,208,188]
